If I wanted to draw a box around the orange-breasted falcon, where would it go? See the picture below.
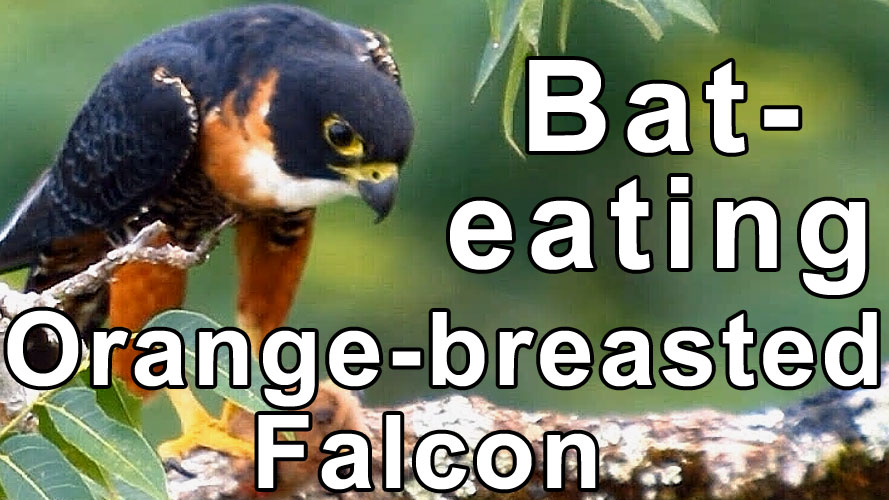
[0,4,412,459]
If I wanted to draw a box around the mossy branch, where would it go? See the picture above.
[168,362,889,500]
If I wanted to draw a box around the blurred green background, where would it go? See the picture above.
[1,0,888,445]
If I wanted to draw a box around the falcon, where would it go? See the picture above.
[0,4,413,459]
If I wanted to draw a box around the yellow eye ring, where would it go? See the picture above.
[323,115,364,157]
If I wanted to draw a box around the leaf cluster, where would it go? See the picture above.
[474,0,717,154]
[0,374,163,499]
[0,310,271,500]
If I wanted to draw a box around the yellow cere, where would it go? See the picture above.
[329,162,399,184]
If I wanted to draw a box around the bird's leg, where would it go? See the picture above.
[218,212,315,428]
[234,211,314,349]
[159,212,315,460]
[108,236,254,459]
[109,239,187,397]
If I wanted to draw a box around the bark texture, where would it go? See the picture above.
[167,363,889,500]
[0,219,885,499]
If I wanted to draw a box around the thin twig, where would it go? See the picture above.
[45,216,238,300]
[0,219,236,427]
[0,362,90,439]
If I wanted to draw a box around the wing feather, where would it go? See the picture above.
[0,44,200,271]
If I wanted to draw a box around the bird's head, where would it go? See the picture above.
[264,54,414,221]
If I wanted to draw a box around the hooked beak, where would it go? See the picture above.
[329,162,400,222]
[358,176,398,222]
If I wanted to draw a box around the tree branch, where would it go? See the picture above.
[167,363,889,500]
[1,219,886,499]
[0,218,235,425]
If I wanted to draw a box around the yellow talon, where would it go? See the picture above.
[159,387,254,460]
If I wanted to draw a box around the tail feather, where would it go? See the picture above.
[0,170,57,272]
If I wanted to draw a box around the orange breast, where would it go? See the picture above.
[199,70,281,209]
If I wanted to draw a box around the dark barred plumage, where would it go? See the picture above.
[1,4,409,271]
[0,3,411,295]
[0,5,413,456]
[359,29,401,86]
[120,166,231,248]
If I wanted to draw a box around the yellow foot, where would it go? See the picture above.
[161,388,254,460]
[158,417,255,460]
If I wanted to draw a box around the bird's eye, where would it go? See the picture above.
[323,116,364,157]
[327,122,353,147]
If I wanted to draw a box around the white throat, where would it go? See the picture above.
[243,148,357,211]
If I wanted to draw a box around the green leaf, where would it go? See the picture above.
[662,0,719,32]
[472,0,525,101]
[604,0,665,39]
[503,36,531,157]
[110,477,159,500]
[873,0,889,5]
[80,473,114,500]
[486,0,507,39]
[557,0,574,52]
[475,0,720,153]
[144,310,270,414]
[72,372,142,429]
[519,0,545,52]
[39,388,167,500]
[641,0,673,26]
[95,379,142,429]
[0,434,93,500]
[34,404,108,490]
